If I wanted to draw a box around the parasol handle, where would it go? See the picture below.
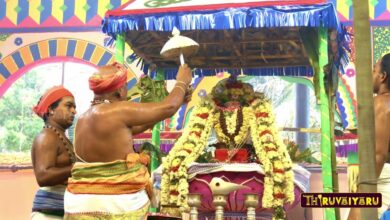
[180,51,185,65]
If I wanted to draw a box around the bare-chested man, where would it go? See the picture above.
[64,63,192,219]
[348,53,390,220]
[372,53,390,219]
[31,86,77,219]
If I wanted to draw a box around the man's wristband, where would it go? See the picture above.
[174,84,186,94]
[176,80,188,86]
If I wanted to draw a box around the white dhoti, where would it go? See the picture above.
[343,163,390,220]
[31,212,63,220]
[64,189,149,216]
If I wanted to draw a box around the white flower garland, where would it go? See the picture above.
[161,96,294,219]
[161,97,215,208]
[249,98,294,218]
[214,107,251,146]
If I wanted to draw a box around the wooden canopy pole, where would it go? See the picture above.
[352,0,378,219]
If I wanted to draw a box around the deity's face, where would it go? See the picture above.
[230,93,239,100]
[228,88,244,101]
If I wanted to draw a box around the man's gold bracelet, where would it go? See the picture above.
[175,85,187,94]
[176,81,188,86]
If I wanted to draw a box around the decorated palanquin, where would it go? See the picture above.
[158,76,310,219]
[102,0,349,218]
[186,163,310,219]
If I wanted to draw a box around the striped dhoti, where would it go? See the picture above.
[64,153,152,219]
[31,185,66,219]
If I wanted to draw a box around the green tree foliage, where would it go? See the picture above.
[0,71,45,152]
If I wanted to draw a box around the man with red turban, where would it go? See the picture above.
[88,62,128,95]
[64,62,192,219]
[31,86,77,219]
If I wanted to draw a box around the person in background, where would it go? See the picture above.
[372,53,390,219]
[348,53,390,220]
[31,86,77,219]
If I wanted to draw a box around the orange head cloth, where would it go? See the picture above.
[88,62,128,94]
[33,86,74,118]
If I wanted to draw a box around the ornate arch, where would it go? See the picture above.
[0,38,137,97]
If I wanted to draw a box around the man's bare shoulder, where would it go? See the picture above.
[80,103,131,128]
[88,101,136,114]
[79,105,113,121]
[32,129,59,151]
[87,101,145,120]
[106,100,141,110]
[374,95,390,112]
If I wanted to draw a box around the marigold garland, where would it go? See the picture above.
[161,91,294,219]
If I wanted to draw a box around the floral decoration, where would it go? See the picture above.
[161,76,294,218]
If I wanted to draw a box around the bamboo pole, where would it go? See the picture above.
[115,34,125,64]
[329,86,341,220]
[150,121,160,213]
[318,27,337,220]
[352,0,378,219]
[150,69,165,213]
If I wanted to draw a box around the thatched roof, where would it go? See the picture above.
[126,27,310,70]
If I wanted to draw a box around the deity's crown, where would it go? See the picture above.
[211,74,256,107]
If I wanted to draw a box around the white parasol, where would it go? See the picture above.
[160,27,199,65]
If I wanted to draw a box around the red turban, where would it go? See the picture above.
[33,86,74,118]
[88,62,127,94]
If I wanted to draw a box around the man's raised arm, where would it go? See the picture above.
[117,64,192,127]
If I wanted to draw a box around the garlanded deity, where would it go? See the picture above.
[211,75,258,163]
[160,75,294,219]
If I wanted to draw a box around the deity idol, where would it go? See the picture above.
[160,75,295,219]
